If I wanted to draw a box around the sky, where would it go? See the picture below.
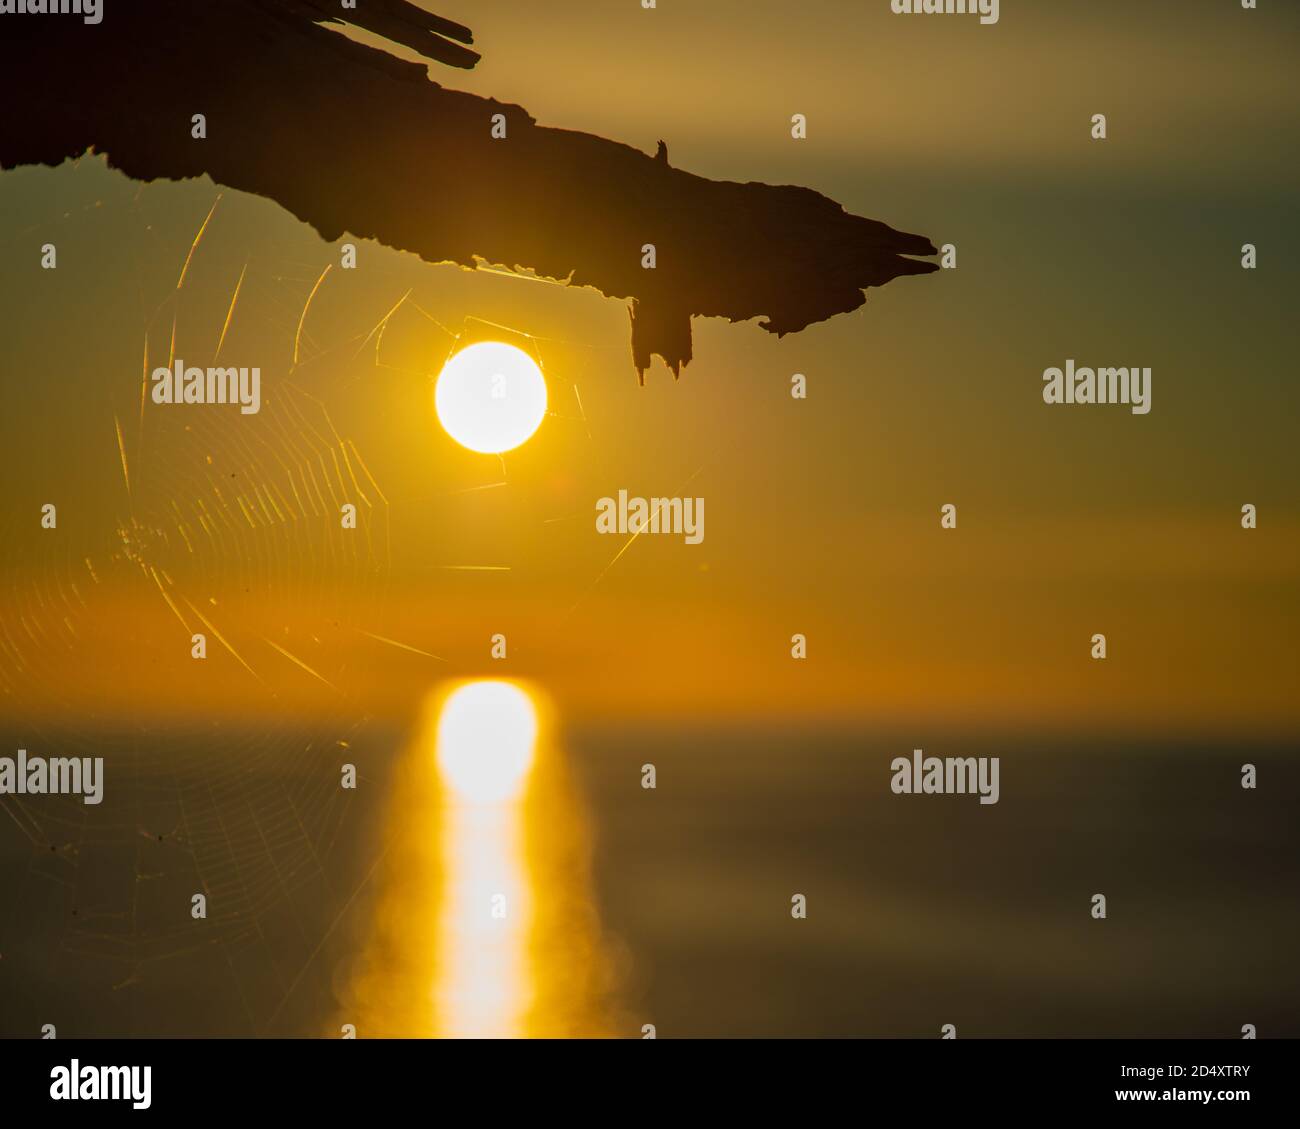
[0,0,1296,739]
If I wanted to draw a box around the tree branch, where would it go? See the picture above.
[0,0,938,379]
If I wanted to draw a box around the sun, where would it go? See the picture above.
[436,680,538,804]
[434,341,548,454]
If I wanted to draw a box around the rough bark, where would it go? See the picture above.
[0,0,938,379]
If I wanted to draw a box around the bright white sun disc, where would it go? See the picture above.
[436,681,538,804]
[435,341,547,454]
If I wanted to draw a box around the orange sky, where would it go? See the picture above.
[0,0,1296,740]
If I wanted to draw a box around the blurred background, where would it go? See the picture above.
[0,0,1296,1037]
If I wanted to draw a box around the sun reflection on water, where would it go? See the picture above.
[340,679,619,1037]
[435,681,534,1036]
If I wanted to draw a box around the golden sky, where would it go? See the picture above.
[0,0,1296,738]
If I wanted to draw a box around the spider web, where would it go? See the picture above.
[0,161,617,1036]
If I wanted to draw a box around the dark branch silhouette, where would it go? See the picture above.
[0,0,938,380]
[285,0,480,70]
